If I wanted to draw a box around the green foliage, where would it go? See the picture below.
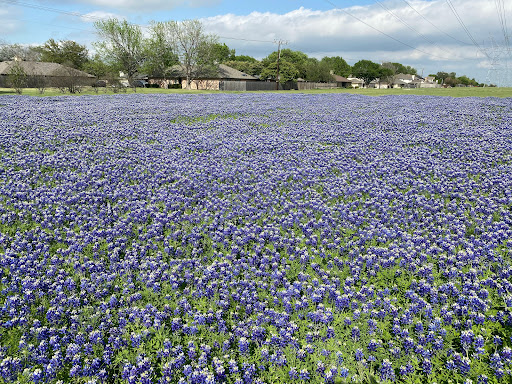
[304,58,334,82]
[262,49,309,79]
[232,54,258,62]
[7,61,27,94]
[81,54,118,79]
[352,60,382,86]
[378,66,394,84]
[211,43,235,63]
[321,56,352,77]
[152,20,219,89]
[224,60,263,76]
[381,62,417,75]
[142,21,179,78]
[260,61,300,83]
[93,18,146,85]
[37,38,89,70]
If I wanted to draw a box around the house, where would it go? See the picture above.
[148,64,258,90]
[0,60,95,88]
[347,77,365,88]
[369,79,390,89]
[389,73,440,89]
[331,73,352,88]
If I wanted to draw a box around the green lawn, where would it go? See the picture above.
[1,86,512,97]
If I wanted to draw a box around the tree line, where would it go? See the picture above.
[1,18,486,89]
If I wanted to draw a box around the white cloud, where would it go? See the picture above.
[49,0,220,12]
[201,0,506,83]
[80,10,123,23]
[0,6,23,35]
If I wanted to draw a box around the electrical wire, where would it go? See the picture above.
[400,0,471,46]
[0,0,106,21]
[323,0,462,61]
[445,0,490,59]
[494,0,510,52]
[374,0,454,56]
[0,0,276,45]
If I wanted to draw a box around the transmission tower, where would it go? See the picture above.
[484,35,512,87]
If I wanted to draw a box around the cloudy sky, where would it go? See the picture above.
[1,0,511,85]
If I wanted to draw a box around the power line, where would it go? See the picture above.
[494,0,510,52]
[445,0,490,59]
[1,0,276,45]
[374,0,454,56]
[0,0,106,21]
[400,0,471,46]
[323,0,460,61]
[218,36,274,43]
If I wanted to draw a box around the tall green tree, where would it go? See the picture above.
[143,21,179,78]
[262,49,309,79]
[352,60,381,86]
[211,43,235,63]
[304,58,333,82]
[152,20,218,89]
[260,61,299,83]
[320,56,351,77]
[93,19,146,86]
[378,66,394,86]
[38,39,89,69]
[81,54,117,79]
[382,62,417,75]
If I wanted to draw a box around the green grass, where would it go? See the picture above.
[1,86,511,98]
[0,87,221,96]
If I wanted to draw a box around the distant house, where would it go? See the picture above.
[331,73,352,88]
[347,77,365,88]
[148,64,258,90]
[369,79,390,89]
[389,73,441,89]
[0,60,95,88]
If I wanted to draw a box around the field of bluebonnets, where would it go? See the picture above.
[0,92,511,384]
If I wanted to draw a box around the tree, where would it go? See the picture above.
[262,49,309,79]
[352,60,381,86]
[211,43,235,63]
[224,60,263,76]
[232,55,258,62]
[304,58,333,82]
[378,66,394,86]
[0,42,41,62]
[38,39,89,69]
[82,54,117,79]
[260,61,299,83]
[142,21,179,78]
[382,62,417,75]
[320,56,351,77]
[7,61,27,94]
[93,19,146,86]
[433,71,456,85]
[154,20,218,89]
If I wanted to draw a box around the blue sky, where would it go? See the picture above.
[1,0,511,85]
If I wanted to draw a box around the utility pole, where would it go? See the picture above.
[274,39,287,90]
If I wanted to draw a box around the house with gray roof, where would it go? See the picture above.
[0,60,95,88]
[147,63,258,90]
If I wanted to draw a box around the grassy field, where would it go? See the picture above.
[1,86,512,97]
